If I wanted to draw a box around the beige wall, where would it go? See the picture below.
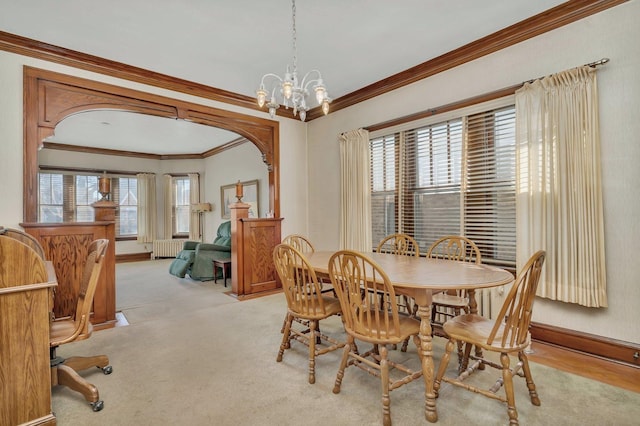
[306,2,640,344]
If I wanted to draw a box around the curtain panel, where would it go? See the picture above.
[188,173,200,241]
[515,66,607,307]
[162,174,173,239]
[136,173,157,243]
[339,129,372,251]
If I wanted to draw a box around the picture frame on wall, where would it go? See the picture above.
[220,180,259,219]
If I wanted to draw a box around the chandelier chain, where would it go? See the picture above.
[291,0,297,73]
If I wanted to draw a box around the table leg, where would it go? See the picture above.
[416,303,438,423]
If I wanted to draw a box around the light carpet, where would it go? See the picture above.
[51,259,640,425]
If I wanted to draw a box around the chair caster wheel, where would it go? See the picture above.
[102,365,113,375]
[91,400,104,412]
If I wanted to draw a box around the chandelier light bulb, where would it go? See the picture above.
[314,85,326,105]
[256,88,267,108]
[299,110,306,122]
[282,80,293,99]
[322,99,330,115]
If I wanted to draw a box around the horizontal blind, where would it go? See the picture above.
[403,119,463,253]
[464,106,516,267]
[370,135,397,248]
[38,172,64,222]
[38,171,140,238]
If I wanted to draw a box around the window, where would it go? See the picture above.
[38,173,64,222]
[370,104,516,268]
[370,135,396,245]
[38,171,139,238]
[113,177,138,236]
[173,177,190,236]
[75,175,100,222]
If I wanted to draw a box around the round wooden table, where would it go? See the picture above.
[305,250,514,423]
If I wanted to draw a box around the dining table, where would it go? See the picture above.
[305,250,514,423]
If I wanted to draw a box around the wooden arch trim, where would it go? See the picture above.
[23,66,280,223]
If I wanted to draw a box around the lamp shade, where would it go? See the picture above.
[191,202,212,212]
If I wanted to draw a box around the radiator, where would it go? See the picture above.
[152,239,185,259]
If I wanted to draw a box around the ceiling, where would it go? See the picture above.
[1,0,566,155]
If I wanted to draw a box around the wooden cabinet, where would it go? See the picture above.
[230,205,282,299]
[21,221,116,328]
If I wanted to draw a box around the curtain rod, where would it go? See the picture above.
[365,58,610,133]
[524,57,609,84]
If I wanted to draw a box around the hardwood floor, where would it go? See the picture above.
[528,340,640,393]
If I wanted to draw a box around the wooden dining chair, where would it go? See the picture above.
[329,250,423,426]
[273,243,346,384]
[376,233,421,351]
[427,236,481,331]
[433,250,546,426]
[279,235,329,340]
[282,234,315,254]
[376,233,420,257]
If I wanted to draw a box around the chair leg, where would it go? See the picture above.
[53,364,104,411]
[500,353,519,425]
[459,341,474,372]
[277,313,293,362]
[518,351,540,406]
[308,320,317,384]
[63,355,110,373]
[434,339,455,397]
[379,345,392,426]
[333,336,353,394]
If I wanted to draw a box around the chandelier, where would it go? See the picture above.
[256,0,330,122]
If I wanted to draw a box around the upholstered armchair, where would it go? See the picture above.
[169,221,231,280]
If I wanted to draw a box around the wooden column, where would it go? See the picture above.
[230,202,250,297]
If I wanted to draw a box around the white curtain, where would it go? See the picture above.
[162,174,173,239]
[515,66,607,307]
[339,129,372,251]
[136,173,156,243]
[188,173,200,241]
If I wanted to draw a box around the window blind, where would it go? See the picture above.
[38,171,139,238]
[370,105,516,268]
[464,107,516,267]
[370,135,396,246]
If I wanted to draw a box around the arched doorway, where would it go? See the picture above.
[22,66,280,223]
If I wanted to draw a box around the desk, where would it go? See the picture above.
[305,251,513,423]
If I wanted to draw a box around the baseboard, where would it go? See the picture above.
[116,252,152,263]
[530,322,640,368]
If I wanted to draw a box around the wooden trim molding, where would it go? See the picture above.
[0,1,626,123]
[23,67,280,223]
[530,322,640,368]
[116,252,152,263]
